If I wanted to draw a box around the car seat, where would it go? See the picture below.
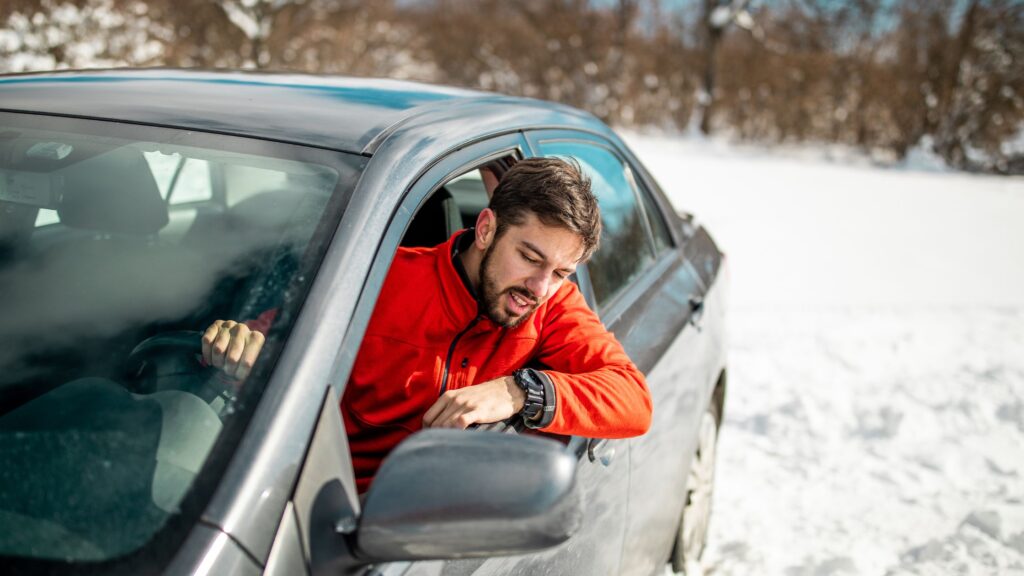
[400,187,464,248]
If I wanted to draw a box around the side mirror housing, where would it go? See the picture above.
[356,429,582,561]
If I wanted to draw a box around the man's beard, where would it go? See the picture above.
[478,245,539,329]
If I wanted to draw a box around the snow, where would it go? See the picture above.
[622,131,1024,575]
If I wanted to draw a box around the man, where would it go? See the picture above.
[204,158,652,492]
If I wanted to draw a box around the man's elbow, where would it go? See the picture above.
[634,368,654,430]
[615,379,652,437]
[630,389,654,436]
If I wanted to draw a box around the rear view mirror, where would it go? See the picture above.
[356,428,582,561]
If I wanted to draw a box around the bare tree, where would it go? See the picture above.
[695,0,753,134]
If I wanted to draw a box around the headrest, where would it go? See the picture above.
[401,187,461,248]
[57,147,168,235]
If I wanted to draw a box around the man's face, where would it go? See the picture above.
[478,212,584,328]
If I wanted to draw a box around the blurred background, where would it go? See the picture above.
[1,0,1022,174]
[2,1,1023,575]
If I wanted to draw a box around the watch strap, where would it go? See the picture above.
[515,368,556,429]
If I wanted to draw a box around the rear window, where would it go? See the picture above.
[0,111,364,569]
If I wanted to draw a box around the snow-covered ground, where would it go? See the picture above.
[622,132,1024,575]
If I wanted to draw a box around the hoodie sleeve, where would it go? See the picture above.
[243,308,278,335]
[532,283,652,438]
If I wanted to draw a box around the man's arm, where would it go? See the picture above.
[531,284,652,438]
[422,376,526,429]
[422,284,651,436]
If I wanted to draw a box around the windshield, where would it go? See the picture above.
[0,112,363,566]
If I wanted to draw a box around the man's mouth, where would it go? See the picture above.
[506,289,536,316]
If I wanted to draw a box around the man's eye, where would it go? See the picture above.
[522,252,539,265]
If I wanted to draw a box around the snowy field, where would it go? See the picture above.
[622,132,1024,576]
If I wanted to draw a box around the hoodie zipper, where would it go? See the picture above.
[440,316,481,395]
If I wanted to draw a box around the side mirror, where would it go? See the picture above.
[355,429,582,561]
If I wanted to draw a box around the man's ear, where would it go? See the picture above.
[475,208,497,250]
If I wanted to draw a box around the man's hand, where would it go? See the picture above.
[422,376,526,429]
[202,320,265,381]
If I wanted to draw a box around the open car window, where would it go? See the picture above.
[399,160,511,249]
[0,111,364,567]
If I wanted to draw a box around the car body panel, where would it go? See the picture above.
[264,503,310,576]
[618,257,715,576]
[0,69,600,158]
[163,524,262,576]
[0,69,479,154]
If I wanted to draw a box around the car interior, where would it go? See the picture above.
[0,128,348,561]
[399,157,514,249]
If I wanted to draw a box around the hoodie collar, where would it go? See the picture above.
[451,227,478,300]
[436,229,482,328]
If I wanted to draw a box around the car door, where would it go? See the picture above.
[527,131,714,576]
[322,132,629,576]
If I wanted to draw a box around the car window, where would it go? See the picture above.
[144,150,180,197]
[400,158,514,249]
[33,208,59,227]
[538,140,655,307]
[626,163,672,254]
[446,168,490,225]
[225,163,289,207]
[171,158,213,204]
[0,111,363,565]
[143,153,213,205]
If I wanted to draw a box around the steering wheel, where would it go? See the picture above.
[124,331,225,401]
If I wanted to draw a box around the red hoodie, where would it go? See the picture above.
[339,231,652,492]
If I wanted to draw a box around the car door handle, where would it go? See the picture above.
[587,438,616,466]
[688,295,704,332]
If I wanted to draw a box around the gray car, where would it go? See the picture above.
[0,69,728,576]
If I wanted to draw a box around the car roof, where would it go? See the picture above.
[0,68,600,156]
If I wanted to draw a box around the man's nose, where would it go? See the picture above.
[524,272,549,300]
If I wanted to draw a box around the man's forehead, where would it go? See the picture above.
[504,216,585,266]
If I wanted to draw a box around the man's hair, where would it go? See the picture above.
[488,157,602,261]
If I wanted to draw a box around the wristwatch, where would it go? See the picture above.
[512,368,556,429]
